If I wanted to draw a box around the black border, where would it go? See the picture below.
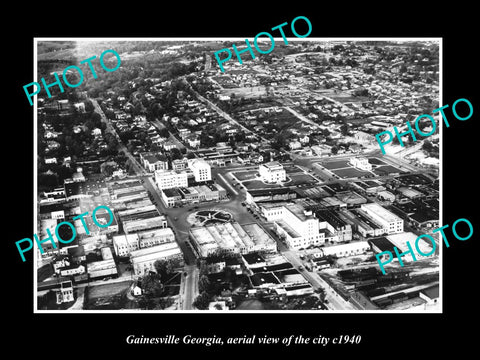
[7,4,479,355]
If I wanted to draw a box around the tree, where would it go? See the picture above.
[198,275,210,293]
[169,148,183,160]
[331,146,339,155]
[340,123,349,136]
[193,291,211,310]
[141,272,164,298]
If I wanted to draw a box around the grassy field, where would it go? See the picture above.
[321,160,350,170]
[374,165,405,175]
[243,180,284,190]
[232,170,258,181]
[332,167,373,179]
[367,157,388,165]
[289,173,318,185]
[87,280,133,299]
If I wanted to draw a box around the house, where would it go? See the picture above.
[132,285,142,296]
[289,140,302,150]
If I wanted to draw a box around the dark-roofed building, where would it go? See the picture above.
[245,187,297,205]
[250,272,281,288]
[368,237,397,257]
[140,152,169,172]
[67,246,86,264]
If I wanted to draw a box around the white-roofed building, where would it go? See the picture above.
[130,242,184,276]
[360,203,403,234]
[188,158,211,182]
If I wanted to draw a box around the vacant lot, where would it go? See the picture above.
[320,160,350,170]
[289,173,318,186]
[367,157,388,165]
[374,165,405,175]
[232,170,258,181]
[332,167,373,179]
[243,180,284,190]
[87,280,133,300]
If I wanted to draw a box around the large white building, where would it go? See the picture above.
[262,203,324,250]
[360,203,404,234]
[259,161,286,183]
[154,169,188,190]
[188,159,211,182]
[349,157,372,171]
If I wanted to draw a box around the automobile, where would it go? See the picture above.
[174,216,178,221]
[102,277,111,281]
[298,266,304,271]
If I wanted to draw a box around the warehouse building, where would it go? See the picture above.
[189,222,277,258]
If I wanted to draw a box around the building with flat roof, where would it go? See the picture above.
[361,203,404,234]
[137,227,175,248]
[189,222,277,258]
[320,241,371,258]
[87,259,118,279]
[259,161,286,183]
[188,158,211,182]
[113,234,140,257]
[122,216,168,234]
[261,202,323,250]
[154,169,188,190]
[387,232,436,259]
[130,242,184,276]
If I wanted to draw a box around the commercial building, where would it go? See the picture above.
[160,183,227,208]
[259,161,286,183]
[87,259,118,279]
[154,169,188,190]
[130,242,184,276]
[360,203,404,234]
[137,227,175,248]
[189,222,277,258]
[261,202,323,250]
[188,158,211,182]
[320,241,371,258]
[113,234,140,257]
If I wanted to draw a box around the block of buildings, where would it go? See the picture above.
[189,222,277,258]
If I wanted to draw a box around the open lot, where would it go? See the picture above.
[243,179,284,190]
[87,280,133,300]
[320,160,350,170]
[232,170,258,181]
[367,157,388,165]
[289,173,318,186]
[373,165,405,175]
[331,167,373,179]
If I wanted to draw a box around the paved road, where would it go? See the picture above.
[90,98,147,176]
[280,250,356,310]
[180,265,199,310]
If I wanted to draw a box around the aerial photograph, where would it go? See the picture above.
[34,38,440,312]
